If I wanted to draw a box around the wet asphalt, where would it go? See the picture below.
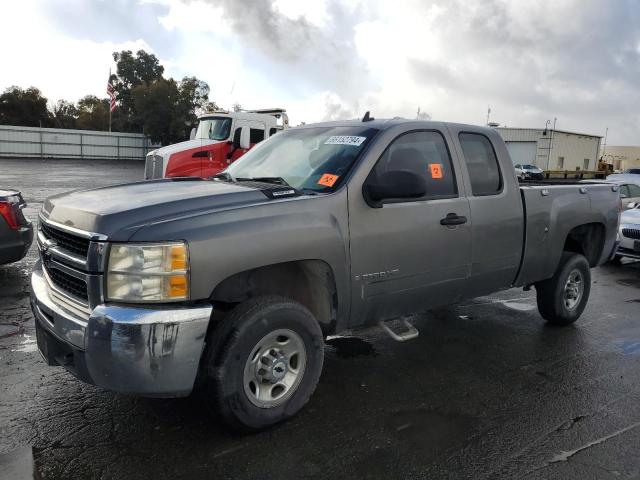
[1,158,640,480]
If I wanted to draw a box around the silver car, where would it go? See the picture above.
[614,204,640,262]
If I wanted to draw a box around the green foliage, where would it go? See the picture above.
[76,95,110,131]
[0,86,51,127]
[0,49,215,144]
[52,100,78,129]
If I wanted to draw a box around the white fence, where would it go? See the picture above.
[0,125,160,160]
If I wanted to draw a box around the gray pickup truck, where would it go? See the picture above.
[30,118,620,430]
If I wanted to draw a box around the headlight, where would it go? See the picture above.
[106,242,189,302]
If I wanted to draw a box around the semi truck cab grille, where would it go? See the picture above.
[145,154,164,180]
[41,222,90,258]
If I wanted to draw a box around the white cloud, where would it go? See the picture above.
[1,0,638,144]
[0,2,152,104]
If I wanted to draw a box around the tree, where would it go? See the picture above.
[52,100,78,129]
[76,95,110,131]
[132,79,181,145]
[112,50,165,131]
[176,76,215,131]
[0,86,51,127]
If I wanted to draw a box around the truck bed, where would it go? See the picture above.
[514,182,619,287]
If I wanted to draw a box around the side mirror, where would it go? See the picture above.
[189,127,196,140]
[364,170,426,207]
[239,127,250,149]
[620,193,628,199]
[626,202,638,210]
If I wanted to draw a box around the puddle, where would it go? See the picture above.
[11,334,37,353]
[0,322,24,339]
[501,301,536,311]
[325,336,376,358]
[0,446,35,480]
[614,340,640,355]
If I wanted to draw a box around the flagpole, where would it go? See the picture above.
[108,69,112,133]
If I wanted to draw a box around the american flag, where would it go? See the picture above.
[107,76,116,113]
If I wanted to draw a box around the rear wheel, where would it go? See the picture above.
[535,252,591,326]
[202,296,324,431]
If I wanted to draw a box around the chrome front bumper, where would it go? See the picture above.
[30,260,213,397]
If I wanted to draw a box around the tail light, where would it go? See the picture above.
[0,202,20,230]
[0,195,27,230]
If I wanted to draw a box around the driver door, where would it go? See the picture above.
[347,129,471,326]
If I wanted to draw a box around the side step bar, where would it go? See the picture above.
[379,317,419,342]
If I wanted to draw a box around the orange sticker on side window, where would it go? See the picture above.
[429,163,443,179]
[318,173,339,187]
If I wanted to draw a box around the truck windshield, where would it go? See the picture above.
[225,126,379,192]
[195,117,232,141]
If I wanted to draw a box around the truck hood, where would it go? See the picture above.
[42,179,268,240]
[152,138,218,158]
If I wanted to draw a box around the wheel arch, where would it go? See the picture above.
[209,259,339,336]
[563,222,606,267]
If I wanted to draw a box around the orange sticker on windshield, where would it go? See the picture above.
[318,173,339,187]
[429,163,443,179]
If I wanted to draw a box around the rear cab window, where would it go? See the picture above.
[458,133,503,196]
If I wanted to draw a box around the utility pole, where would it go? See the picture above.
[546,117,556,171]
[486,106,491,126]
[602,127,608,157]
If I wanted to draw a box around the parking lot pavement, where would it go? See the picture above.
[1,158,640,480]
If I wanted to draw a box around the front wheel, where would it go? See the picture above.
[202,296,324,431]
[535,252,591,326]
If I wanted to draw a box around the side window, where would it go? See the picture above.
[627,184,640,197]
[269,127,277,137]
[370,131,457,200]
[232,127,241,145]
[458,133,502,196]
[620,185,630,197]
[250,128,265,144]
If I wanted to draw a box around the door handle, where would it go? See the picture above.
[440,213,467,226]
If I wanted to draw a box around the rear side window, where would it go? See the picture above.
[628,184,640,196]
[269,127,277,136]
[370,131,457,200]
[250,128,265,144]
[459,133,502,196]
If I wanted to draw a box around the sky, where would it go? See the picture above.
[1,0,639,144]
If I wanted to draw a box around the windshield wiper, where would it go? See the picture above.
[211,172,235,182]
[235,176,292,187]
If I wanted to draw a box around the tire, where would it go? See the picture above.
[202,296,324,431]
[535,252,591,326]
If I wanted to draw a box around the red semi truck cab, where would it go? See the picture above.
[144,109,288,180]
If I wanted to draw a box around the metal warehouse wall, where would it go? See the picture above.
[0,125,159,160]
[496,128,601,171]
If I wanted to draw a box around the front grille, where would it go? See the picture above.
[41,222,90,257]
[622,228,640,240]
[44,263,89,301]
[145,154,164,180]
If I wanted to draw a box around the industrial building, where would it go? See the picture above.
[495,127,602,172]
[600,146,640,172]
